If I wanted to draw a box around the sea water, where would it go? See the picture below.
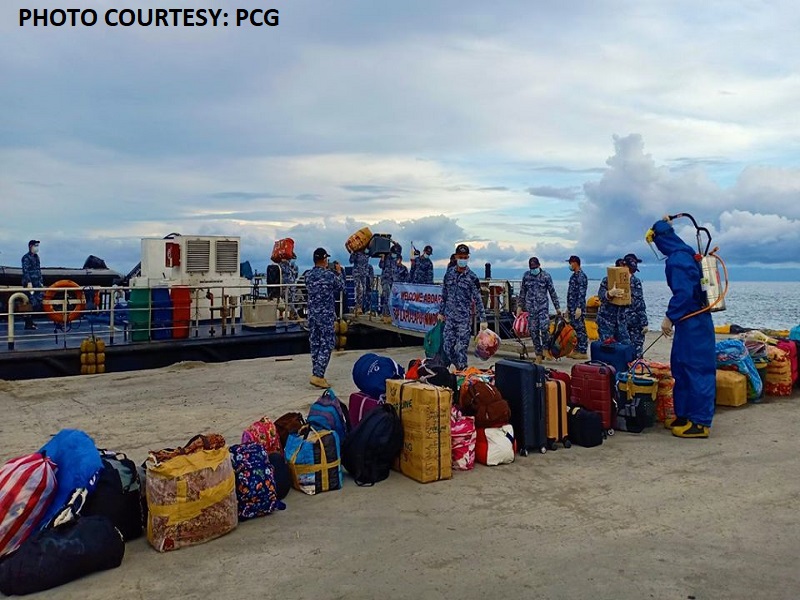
[545,280,800,332]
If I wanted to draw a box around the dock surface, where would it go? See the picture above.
[1,333,798,599]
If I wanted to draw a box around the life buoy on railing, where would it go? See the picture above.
[43,280,86,325]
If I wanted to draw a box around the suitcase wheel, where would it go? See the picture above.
[563,439,572,449]
[548,441,558,451]
[520,448,529,457]
[607,428,615,437]
[539,446,547,455]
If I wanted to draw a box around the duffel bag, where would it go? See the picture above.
[0,453,57,558]
[0,515,124,596]
[229,443,285,519]
[451,406,476,471]
[146,434,238,552]
[352,353,404,398]
[566,406,604,448]
[83,450,144,541]
[475,425,515,466]
[285,425,343,495]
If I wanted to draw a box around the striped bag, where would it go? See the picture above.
[0,453,57,558]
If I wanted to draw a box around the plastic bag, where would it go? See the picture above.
[474,328,500,360]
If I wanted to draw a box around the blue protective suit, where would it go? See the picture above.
[653,220,716,427]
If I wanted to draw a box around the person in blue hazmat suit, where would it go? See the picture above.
[349,249,370,315]
[279,253,299,319]
[21,239,43,330]
[596,258,631,344]
[438,243,487,370]
[516,257,561,363]
[305,247,345,389]
[623,253,648,357]
[410,245,435,284]
[647,218,715,438]
[565,255,588,359]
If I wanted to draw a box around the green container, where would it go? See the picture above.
[129,288,151,342]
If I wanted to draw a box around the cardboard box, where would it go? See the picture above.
[716,370,747,407]
[606,267,631,306]
[384,380,452,483]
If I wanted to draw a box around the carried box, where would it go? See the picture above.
[606,267,631,306]
[384,380,452,483]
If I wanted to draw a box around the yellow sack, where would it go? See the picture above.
[146,434,238,552]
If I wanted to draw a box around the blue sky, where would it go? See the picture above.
[1,0,799,278]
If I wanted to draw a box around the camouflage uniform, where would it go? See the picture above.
[21,251,43,310]
[279,260,299,318]
[626,274,648,356]
[364,264,375,313]
[567,268,589,353]
[379,255,397,317]
[439,266,486,370]
[596,277,631,344]
[305,266,345,378]
[394,261,409,284]
[349,251,370,313]
[410,255,434,284]
[519,269,561,357]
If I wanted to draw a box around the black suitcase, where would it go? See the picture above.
[494,359,547,455]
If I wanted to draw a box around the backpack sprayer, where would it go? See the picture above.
[640,212,730,357]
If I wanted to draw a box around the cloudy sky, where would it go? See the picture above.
[1,0,799,278]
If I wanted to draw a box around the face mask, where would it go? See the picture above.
[457,259,468,268]
[530,268,541,275]
[424,252,431,258]
[31,246,39,254]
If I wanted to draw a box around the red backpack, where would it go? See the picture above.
[241,417,283,454]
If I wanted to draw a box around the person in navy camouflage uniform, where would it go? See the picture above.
[438,244,487,370]
[279,253,299,319]
[517,257,561,362]
[623,253,648,357]
[379,244,401,322]
[394,255,409,284]
[21,239,43,330]
[364,263,375,314]
[410,245,434,284]
[349,249,370,315]
[596,258,631,344]
[306,247,345,388]
[565,255,588,359]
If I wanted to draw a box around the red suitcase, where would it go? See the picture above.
[547,369,571,401]
[348,392,383,428]
[570,361,617,435]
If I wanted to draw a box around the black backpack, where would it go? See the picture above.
[83,451,143,541]
[0,515,124,596]
[341,404,404,486]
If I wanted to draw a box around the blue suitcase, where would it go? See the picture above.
[494,359,547,456]
[590,340,635,374]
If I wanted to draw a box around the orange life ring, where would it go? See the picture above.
[43,280,86,324]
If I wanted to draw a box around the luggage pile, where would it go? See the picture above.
[4,334,798,594]
[715,336,800,401]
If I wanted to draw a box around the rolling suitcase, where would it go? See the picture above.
[590,340,636,373]
[494,359,547,456]
[570,361,617,436]
[544,378,570,450]
[547,369,571,400]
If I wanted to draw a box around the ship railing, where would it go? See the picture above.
[0,281,322,351]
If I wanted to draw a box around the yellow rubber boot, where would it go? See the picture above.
[672,421,710,438]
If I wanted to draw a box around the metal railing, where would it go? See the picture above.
[1,281,315,351]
